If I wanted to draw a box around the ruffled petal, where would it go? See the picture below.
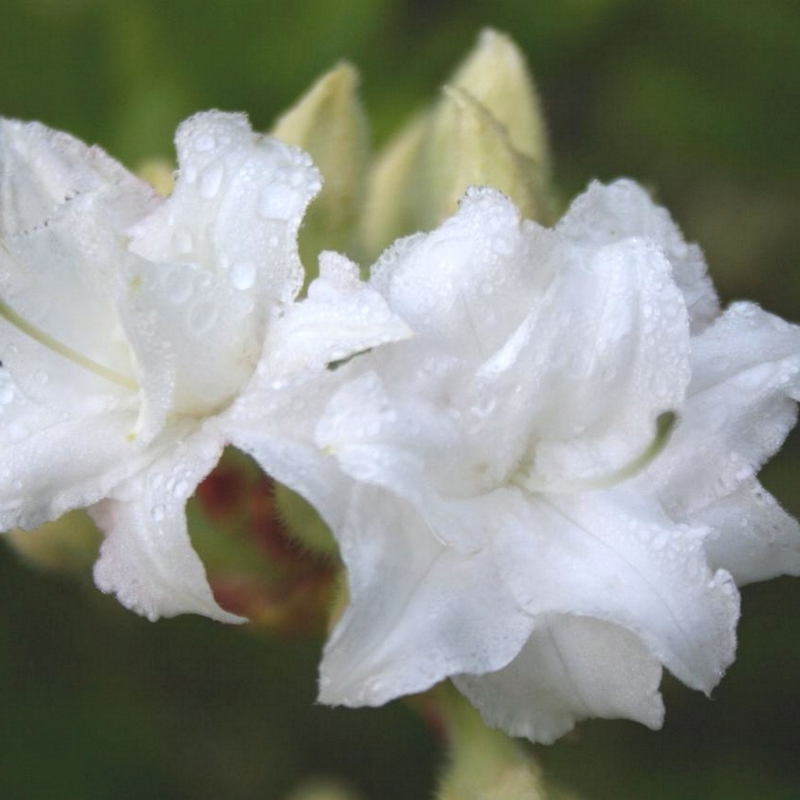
[224,370,352,533]
[263,251,412,379]
[119,256,261,432]
[0,117,156,238]
[127,111,321,309]
[91,421,240,623]
[482,236,690,483]
[558,179,719,331]
[0,118,157,412]
[0,371,143,530]
[318,487,534,705]
[692,479,800,585]
[370,188,549,361]
[492,489,739,693]
[454,614,664,744]
[643,302,800,581]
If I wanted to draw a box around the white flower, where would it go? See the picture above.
[311,180,800,743]
[0,112,409,622]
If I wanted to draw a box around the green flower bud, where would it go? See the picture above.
[431,683,579,800]
[428,85,551,228]
[450,29,550,169]
[284,779,363,800]
[272,63,369,275]
[359,111,427,265]
[360,30,554,261]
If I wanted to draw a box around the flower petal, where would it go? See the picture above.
[0,117,156,237]
[558,179,719,331]
[224,369,352,532]
[0,118,156,410]
[263,251,411,379]
[492,489,739,693]
[693,479,800,585]
[0,370,142,530]
[127,111,321,308]
[643,302,800,582]
[483,236,690,484]
[120,256,261,430]
[318,487,534,706]
[91,422,241,623]
[370,189,545,361]
[453,614,664,744]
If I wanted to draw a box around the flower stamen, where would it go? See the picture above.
[0,296,137,391]
[516,411,677,494]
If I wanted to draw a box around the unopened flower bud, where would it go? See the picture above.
[272,63,369,273]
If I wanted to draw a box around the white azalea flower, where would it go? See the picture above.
[313,180,800,743]
[0,112,409,622]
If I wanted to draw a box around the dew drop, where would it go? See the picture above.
[230,261,256,291]
[734,466,753,482]
[174,480,190,498]
[492,235,514,256]
[164,268,194,304]
[183,165,198,184]
[200,164,225,199]
[471,396,497,417]
[259,186,291,219]
[151,505,166,522]
[187,301,219,336]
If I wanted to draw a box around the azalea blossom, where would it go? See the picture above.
[0,112,408,622]
[311,180,800,743]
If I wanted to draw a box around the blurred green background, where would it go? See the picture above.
[1,0,800,798]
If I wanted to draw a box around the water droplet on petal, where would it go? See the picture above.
[471,396,497,417]
[259,186,292,219]
[200,164,224,199]
[230,261,256,291]
[187,301,219,336]
[151,505,166,522]
[164,268,194,304]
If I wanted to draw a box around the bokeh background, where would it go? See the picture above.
[1,1,800,798]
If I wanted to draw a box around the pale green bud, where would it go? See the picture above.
[359,111,427,264]
[135,157,176,196]
[427,85,551,228]
[284,779,363,800]
[450,29,550,169]
[360,30,554,260]
[272,63,369,275]
[432,684,579,800]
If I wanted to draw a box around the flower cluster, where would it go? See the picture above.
[2,32,800,749]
